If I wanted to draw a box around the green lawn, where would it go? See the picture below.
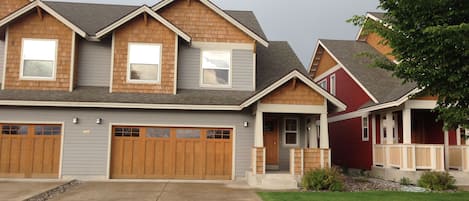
[258,192,469,201]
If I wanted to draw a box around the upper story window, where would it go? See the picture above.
[201,50,231,87]
[21,39,57,80]
[127,43,162,83]
[319,79,327,90]
[330,74,336,95]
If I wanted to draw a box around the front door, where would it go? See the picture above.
[263,118,279,165]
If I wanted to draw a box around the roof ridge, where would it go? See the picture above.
[44,1,140,7]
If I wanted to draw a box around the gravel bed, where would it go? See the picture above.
[344,176,401,192]
[24,180,81,201]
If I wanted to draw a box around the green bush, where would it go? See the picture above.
[301,168,344,192]
[400,177,412,186]
[417,171,456,191]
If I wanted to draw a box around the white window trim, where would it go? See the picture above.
[126,42,162,84]
[283,117,299,146]
[199,49,233,89]
[362,116,369,141]
[19,38,58,81]
[319,79,327,90]
[330,74,336,95]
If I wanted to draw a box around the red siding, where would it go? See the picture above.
[329,117,372,170]
[320,68,372,116]
[376,114,381,144]
[411,110,444,144]
[448,129,457,145]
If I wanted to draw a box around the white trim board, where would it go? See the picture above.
[313,64,341,82]
[95,6,191,42]
[0,0,87,38]
[152,0,268,47]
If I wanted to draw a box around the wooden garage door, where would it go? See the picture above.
[111,126,232,180]
[0,124,62,178]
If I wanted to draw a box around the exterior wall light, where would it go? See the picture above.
[96,118,102,124]
[72,117,79,124]
[243,121,249,128]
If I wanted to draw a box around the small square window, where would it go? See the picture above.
[21,39,57,79]
[201,50,231,87]
[128,43,161,83]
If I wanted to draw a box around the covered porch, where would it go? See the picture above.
[372,100,469,173]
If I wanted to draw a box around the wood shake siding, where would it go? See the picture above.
[112,15,176,94]
[159,0,254,44]
[0,0,30,20]
[365,32,396,61]
[261,80,325,105]
[314,47,338,78]
[4,11,73,91]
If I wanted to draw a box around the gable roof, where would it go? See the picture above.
[319,39,417,105]
[0,0,87,37]
[94,6,191,41]
[152,0,269,47]
[367,12,385,21]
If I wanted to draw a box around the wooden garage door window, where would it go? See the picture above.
[113,127,140,137]
[111,126,232,180]
[0,124,62,178]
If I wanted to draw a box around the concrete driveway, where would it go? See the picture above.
[49,182,262,201]
[0,181,66,201]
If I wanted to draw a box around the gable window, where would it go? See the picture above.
[330,74,336,95]
[127,43,161,83]
[362,116,369,141]
[284,118,299,146]
[319,79,327,90]
[21,39,57,79]
[201,50,231,87]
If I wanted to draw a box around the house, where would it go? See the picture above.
[0,0,345,188]
[309,12,469,184]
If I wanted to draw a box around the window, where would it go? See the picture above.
[207,129,230,139]
[201,50,231,87]
[330,74,336,95]
[362,116,369,141]
[284,118,299,145]
[2,125,29,135]
[146,128,170,138]
[114,127,140,137]
[176,129,201,139]
[35,125,61,136]
[127,43,161,83]
[21,39,57,79]
[319,79,327,90]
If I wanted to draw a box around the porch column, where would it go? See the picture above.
[254,109,263,147]
[403,108,412,144]
[385,112,394,144]
[309,118,318,148]
[372,115,377,166]
[444,130,449,171]
[320,113,329,149]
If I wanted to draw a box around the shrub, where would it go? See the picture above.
[301,167,344,192]
[400,177,412,186]
[417,171,456,191]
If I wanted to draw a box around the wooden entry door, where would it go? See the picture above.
[0,124,62,178]
[263,119,279,165]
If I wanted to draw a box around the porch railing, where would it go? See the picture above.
[290,148,330,176]
[449,145,469,172]
[374,144,445,171]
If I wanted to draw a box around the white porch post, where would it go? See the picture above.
[254,109,264,147]
[372,115,377,166]
[444,130,449,171]
[309,117,318,148]
[320,113,329,149]
[403,108,412,144]
[456,128,462,146]
[385,112,394,145]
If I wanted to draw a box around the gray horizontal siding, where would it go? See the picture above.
[77,38,112,87]
[279,116,308,170]
[177,44,254,91]
[0,40,4,83]
[0,107,254,179]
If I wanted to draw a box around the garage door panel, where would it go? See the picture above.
[111,126,232,180]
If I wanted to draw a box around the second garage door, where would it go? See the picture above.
[110,126,233,180]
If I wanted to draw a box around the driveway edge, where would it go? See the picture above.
[24,180,81,201]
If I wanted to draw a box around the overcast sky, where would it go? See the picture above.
[48,0,381,67]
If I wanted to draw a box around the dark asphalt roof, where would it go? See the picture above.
[368,12,386,20]
[319,39,417,104]
[0,41,304,106]
[43,1,267,39]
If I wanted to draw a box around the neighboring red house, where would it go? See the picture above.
[309,12,469,184]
